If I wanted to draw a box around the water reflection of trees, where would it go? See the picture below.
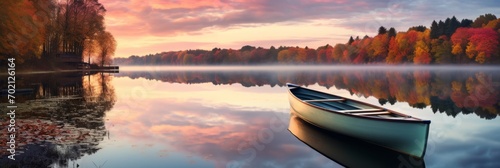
[0,72,116,167]
[117,70,499,119]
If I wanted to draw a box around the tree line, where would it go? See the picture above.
[0,0,116,68]
[115,13,500,65]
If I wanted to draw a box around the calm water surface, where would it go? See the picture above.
[1,66,499,168]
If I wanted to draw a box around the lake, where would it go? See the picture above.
[1,66,500,168]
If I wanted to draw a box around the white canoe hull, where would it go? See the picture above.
[287,84,430,158]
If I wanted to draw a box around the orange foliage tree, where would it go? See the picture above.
[0,0,52,62]
[413,29,432,64]
[368,34,389,62]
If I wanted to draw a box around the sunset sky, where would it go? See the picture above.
[98,0,500,58]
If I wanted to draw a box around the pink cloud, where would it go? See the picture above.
[100,0,388,37]
[100,0,499,37]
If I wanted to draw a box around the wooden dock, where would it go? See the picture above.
[99,65,119,70]
[79,64,119,73]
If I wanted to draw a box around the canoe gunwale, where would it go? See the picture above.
[287,83,431,124]
[303,98,345,102]
[352,111,391,116]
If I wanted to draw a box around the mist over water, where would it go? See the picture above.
[2,66,500,167]
[119,65,500,72]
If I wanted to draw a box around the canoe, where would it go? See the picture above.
[288,112,425,168]
[286,83,430,158]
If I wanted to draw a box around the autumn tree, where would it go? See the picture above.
[277,49,292,63]
[467,28,499,63]
[0,0,53,62]
[331,44,346,63]
[386,37,399,64]
[183,53,194,64]
[352,49,367,64]
[451,27,499,64]
[294,47,307,63]
[95,31,116,66]
[249,48,268,64]
[451,28,471,63]
[59,0,106,57]
[387,31,418,63]
[305,47,317,63]
[201,50,215,64]
[414,40,432,64]
[341,45,357,63]
[484,18,500,30]
[240,50,251,64]
[368,34,389,62]
[351,37,371,64]
[0,0,114,68]
[431,37,453,64]
[406,30,421,62]
[226,49,241,63]
[82,36,98,64]
[317,44,333,63]
[471,14,497,28]
[214,49,228,64]
[240,45,256,52]
[267,46,278,63]
[413,29,432,64]
[42,1,64,60]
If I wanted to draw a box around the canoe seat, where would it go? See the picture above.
[378,115,419,120]
[337,109,383,113]
[351,111,391,116]
[304,99,345,102]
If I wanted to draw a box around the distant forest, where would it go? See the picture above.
[115,14,500,65]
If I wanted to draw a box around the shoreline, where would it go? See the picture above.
[116,64,500,71]
[3,64,499,75]
[0,69,119,76]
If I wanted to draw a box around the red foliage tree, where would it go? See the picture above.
[452,28,499,63]
[469,28,499,63]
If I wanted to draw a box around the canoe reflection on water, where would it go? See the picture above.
[288,111,425,168]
